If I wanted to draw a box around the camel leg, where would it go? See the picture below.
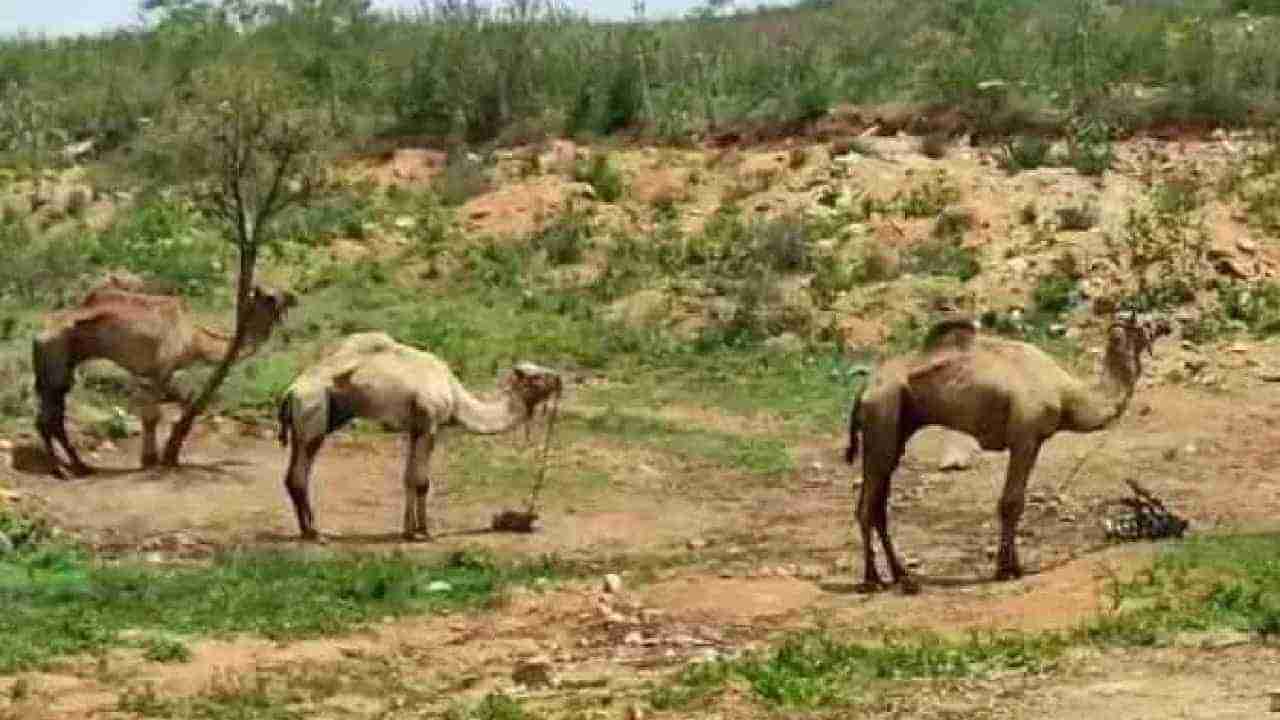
[285,436,325,541]
[995,439,1043,581]
[38,395,91,478]
[132,392,163,469]
[854,474,885,593]
[401,417,436,541]
[872,435,919,595]
[412,433,436,537]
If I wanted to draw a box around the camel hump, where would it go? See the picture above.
[923,317,979,351]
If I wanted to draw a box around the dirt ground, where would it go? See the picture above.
[4,369,1280,717]
[7,125,1280,717]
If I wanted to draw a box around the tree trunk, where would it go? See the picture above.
[160,245,257,466]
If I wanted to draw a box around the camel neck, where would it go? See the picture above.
[1065,333,1136,431]
[451,378,527,434]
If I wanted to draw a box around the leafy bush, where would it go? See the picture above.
[89,199,226,295]
[436,149,491,207]
[574,153,626,203]
[531,207,592,265]
[894,172,960,218]
[1033,274,1079,317]
[999,135,1053,173]
[903,238,980,281]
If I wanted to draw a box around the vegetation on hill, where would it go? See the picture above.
[5,0,1280,165]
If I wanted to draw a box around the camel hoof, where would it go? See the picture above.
[71,464,94,478]
[140,455,159,469]
[300,531,325,544]
[853,581,886,594]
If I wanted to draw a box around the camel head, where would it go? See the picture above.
[502,362,563,417]
[1108,310,1173,379]
[241,285,298,351]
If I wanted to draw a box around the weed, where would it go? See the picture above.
[446,692,529,720]
[0,551,563,672]
[1019,201,1038,225]
[932,208,974,239]
[531,206,592,266]
[1065,116,1114,176]
[574,153,626,203]
[903,238,980,281]
[437,149,491,207]
[1032,274,1080,317]
[653,630,1064,710]
[999,135,1053,173]
[894,171,960,218]
[142,636,193,664]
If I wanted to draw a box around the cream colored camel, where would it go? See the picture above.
[33,280,296,477]
[276,332,562,541]
[844,312,1170,594]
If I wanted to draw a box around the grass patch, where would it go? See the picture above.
[0,549,562,673]
[572,407,793,477]
[1084,533,1280,646]
[653,630,1064,710]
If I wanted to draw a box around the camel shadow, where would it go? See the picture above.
[254,524,539,546]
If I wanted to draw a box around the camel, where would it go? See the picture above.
[33,280,296,477]
[276,332,563,541]
[843,312,1171,594]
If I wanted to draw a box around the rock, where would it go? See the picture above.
[0,439,12,452]
[394,215,417,230]
[623,631,644,646]
[1238,237,1258,254]
[0,531,12,555]
[1258,369,1280,383]
[97,440,118,453]
[686,538,708,551]
[427,580,453,593]
[603,573,624,594]
[818,576,863,593]
[512,656,556,688]
[1005,257,1030,276]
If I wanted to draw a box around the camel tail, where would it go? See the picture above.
[844,392,862,464]
[277,392,292,447]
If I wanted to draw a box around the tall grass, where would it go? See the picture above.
[3,0,1280,161]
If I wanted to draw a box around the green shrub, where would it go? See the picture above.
[1032,274,1079,316]
[531,207,592,265]
[89,200,226,295]
[903,238,980,281]
[574,153,626,203]
[999,135,1053,173]
[437,149,491,207]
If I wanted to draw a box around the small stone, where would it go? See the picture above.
[1184,444,1198,456]
[904,557,921,570]
[623,631,644,646]
[603,573,624,594]
[834,557,854,572]
[427,580,453,593]
[686,538,708,551]
[0,439,12,452]
[984,545,999,559]
[640,609,665,623]
[809,461,824,472]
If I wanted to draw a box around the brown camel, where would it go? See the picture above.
[33,281,296,477]
[276,332,562,541]
[843,312,1171,594]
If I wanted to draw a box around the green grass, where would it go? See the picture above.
[1084,533,1280,647]
[652,630,1065,711]
[0,547,563,673]
[571,407,793,476]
